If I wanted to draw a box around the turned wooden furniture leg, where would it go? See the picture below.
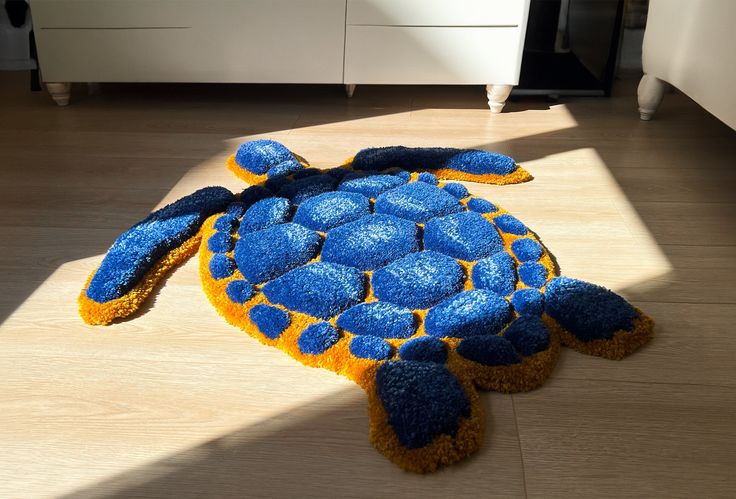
[486,84,513,113]
[345,84,356,98]
[637,74,666,121]
[46,82,71,106]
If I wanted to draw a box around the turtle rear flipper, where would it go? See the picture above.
[368,360,483,473]
[544,276,654,359]
[79,186,235,325]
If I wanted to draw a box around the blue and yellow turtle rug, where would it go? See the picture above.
[79,140,654,473]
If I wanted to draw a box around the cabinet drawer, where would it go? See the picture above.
[30,0,196,28]
[347,0,527,27]
[345,26,524,85]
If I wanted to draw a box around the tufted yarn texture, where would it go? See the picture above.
[80,140,654,473]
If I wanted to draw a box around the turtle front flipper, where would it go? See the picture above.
[367,360,484,473]
[349,146,532,185]
[226,139,308,185]
[79,187,235,325]
[544,276,654,359]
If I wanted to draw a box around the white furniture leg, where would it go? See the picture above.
[486,84,513,113]
[46,82,71,106]
[345,84,356,98]
[637,74,666,121]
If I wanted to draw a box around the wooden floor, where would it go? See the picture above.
[1,72,735,499]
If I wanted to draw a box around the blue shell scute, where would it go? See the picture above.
[376,360,470,449]
[239,185,272,208]
[493,214,528,235]
[503,316,550,356]
[518,262,548,288]
[225,279,254,304]
[471,251,517,296]
[321,214,419,271]
[213,214,239,233]
[442,182,469,199]
[424,290,511,339]
[398,336,448,364]
[207,232,235,253]
[417,172,438,185]
[225,202,247,218]
[209,254,236,280]
[298,322,340,355]
[511,238,543,262]
[467,198,498,214]
[293,191,370,232]
[262,262,366,319]
[456,335,521,366]
[336,302,416,339]
[338,172,407,197]
[278,175,337,205]
[350,336,392,360]
[86,186,234,303]
[510,288,545,316]
[372,251,465,309]
[238,197,292,235]
[423,211,504,262]
[374,182,463,223]
[249,304,291,339]
[545,276,637,341]
[234,223,321,284]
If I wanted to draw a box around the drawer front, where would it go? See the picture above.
[33,0,346,83]
[345,26,524,85]
[347,0,527,27]
[30,0,196,28]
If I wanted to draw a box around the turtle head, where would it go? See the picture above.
[226,140,532,186]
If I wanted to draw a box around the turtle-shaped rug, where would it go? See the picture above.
[80,140,654,473]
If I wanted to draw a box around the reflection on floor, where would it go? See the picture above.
[0,72,734,498]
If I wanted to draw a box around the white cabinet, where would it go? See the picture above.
[30,0,530,111]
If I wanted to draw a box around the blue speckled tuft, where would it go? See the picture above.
[338,172,407,197]
[209,254,236,280]
[467,198,498,214]
[336,302,416,339]
[503,316,550,356]
[417,172,438,185]
[298,322,340,355]
[424,211,504,261]
[510,288,545,316]
[207,232,235,253]
[493,214,527,235]
[518,262,548,288]
[456,335,520,366]
[398,336,448,364]
[374,182,463,223]
[545,276,637,341]
[322,214,419,271]
[425,290,511,338]
[263,262,366,319]
[471,252,517,296]
[213,214,239,233]
[278,175,337,205]
[442,182,469,199]
[350,335,392,360]
[511,238,543,262]
[293,191,370,232]
[238,197,292,235]
[234,223,321,284]
[226,279,254,304]
[249,304,290,339]
[372,251,465,309]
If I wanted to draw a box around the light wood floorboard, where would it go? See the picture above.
[0,73,734,498]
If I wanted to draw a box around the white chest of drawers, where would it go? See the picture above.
[30,0,530,111]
